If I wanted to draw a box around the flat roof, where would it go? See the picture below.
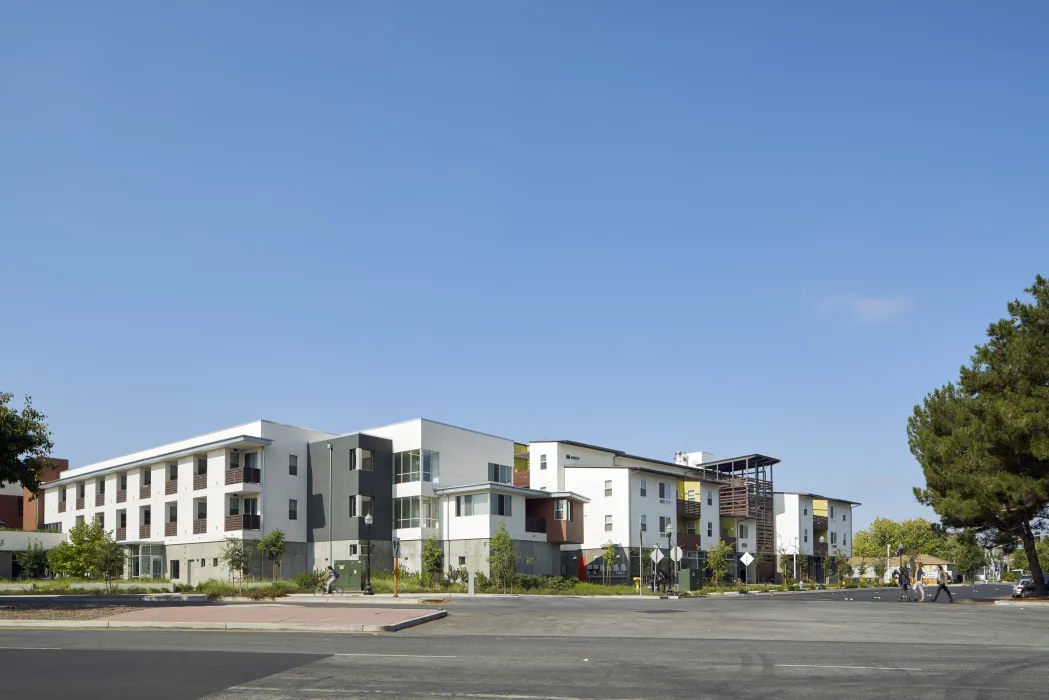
[776,491,862,506]
[688,454,781,474]
[433,482,589,502]
[350,417,517,444]
[529,439,722,479]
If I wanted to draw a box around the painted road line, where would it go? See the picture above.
[333,653,458,658]
[232,690,643,700]
[777,664,923,671]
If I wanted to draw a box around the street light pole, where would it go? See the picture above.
[818,535,826,585]
[364,513,374,595]
[326,442,333,567]
[666,525,674,593]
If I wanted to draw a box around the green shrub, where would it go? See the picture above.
[247,587,271,601]
[295,571,322,591]
[473,570,490,590]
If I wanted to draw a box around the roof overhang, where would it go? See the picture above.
[46,435,273,488]
[433,482,589,502]
[776,492,862,506]
[688,454,781,475]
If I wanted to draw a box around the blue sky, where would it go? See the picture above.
[2,3,1047,528]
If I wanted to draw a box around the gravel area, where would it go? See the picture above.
[0,606,140,620]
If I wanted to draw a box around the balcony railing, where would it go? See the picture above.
[164,522,177,537]
[116,490,127,504]
[225,467,261,485]
[193,518,207,534]
[720,535,737,547]
[676,532,702,551]
[140,485,151,499]
[193,473,207,490]
[116,527,127,541]
[812,515,828,530]
[139,524,150,539]
[58,501,66,513]
[813,542,828,557]
[677,499,702,518]
[225,514,261,531]
[95,493,105,507]
[75,497,85,510]
[165,480,178,495]
[525,516,546,533]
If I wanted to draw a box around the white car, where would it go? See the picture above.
[1013,579,1031,598]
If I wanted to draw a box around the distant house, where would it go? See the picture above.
[848,554,959,584]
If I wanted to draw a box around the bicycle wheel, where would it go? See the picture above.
[332,586,343,597]
[313,584,325,597]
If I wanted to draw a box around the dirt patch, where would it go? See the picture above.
[0,606,141,620]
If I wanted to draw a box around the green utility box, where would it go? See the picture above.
[678,567,704,593]
[334,560,363,591]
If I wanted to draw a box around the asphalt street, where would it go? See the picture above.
[1,591,1045,700]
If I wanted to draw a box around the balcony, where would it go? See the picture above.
[193,473,207,490]
[225,514,260,531]
[676,532,702,551]
[58,501,66,513]
[165,480,178,496]
[139,524,150,539]
[116,490,127,504]
[95,493,105,507]
[75,497,85,510]
[164,522,177,537]
[525,516,546,533]
[193,518,207,534]
[116,527,127,541]
[812,515,828,530]
[720,534,737,547]
[140,485,151,499]
[677,499,702,519]
[225,467,261,486]
[813,542,828,557]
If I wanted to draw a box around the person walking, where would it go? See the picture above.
[914,560,926,602]
[898,565,912,602]
[931,565,954,603]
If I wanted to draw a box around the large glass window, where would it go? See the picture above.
[658,482,671,504]
[244,498,258,515]
[490,494,512,516]
[394,450,421,483]
[455,494,488,516]
[422,497,437,528]
[361,449,373,471]
[423,450,439,481]
[196,501,207,519]
[394,496,421,529]
[554,499,573,521]
[244,452,258,469]
[487,463,512,484]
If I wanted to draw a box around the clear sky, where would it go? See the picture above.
[2,3,1047,528]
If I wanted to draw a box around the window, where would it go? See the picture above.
[243,497,258,515]
[804,528,808,543]
[458,556,466,566]
[707,490,713,506]
[707,522,713,538]
[60,489,67,503]
[843,534,847,546]
[487,463,512,484]
[95,512,104,527]
[289,499,298,520]
[200,558,205,568]
[168,464,177,482]
[394,496,421,528]
[213,558,218,567]
[360,495,373,517]
[554,499,573,521]
[118,511,127,528]
[119,473,128,491]
[348,544,359,556]
[422,497,437,528]
[640,514,647,532]
[17,498,23,518]
[739,524,749,539]
[143,469,152,486]
[229,452,240,469]
[658,482,671,504]
[196,458,207,476]
[455,494,488,516]
[831,532,838,545]
[289,455,298,475]
[349,496,357,518]
[686,490,696,502]
[659,516,671,534]
[349,449,357,470]
[539,455,547,470]
[687,521,696,534]
[143,509,151,525]
[640,479,647,497]
[566,454,579,460]
[361,449,373,471]
[604,480,612,497]
[604,515,613,532]
[171,560,179,579]
[393,450,421,483]
[76,515,84,526]
[830,506,836,518]
[78,483,85,498]
[43,522,61,532]
[98,478,106,494]
[843,513,847,522]
[244,452,258,469]
[229,498,240,516]
[803,506,808,516]
[491,494,512,516]
[168,503,178,523]
[423,450,439,481]
[196,501,207,520]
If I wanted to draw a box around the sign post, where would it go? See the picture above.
[740,551,754,585]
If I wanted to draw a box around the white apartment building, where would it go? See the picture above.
[774,491,860,581]
[42,420,337,584]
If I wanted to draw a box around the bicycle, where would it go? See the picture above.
[313,583,343,597]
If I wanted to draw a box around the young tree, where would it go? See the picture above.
[487,523,518,594]
[96,536,127,592]
[46,520,126,590]
[873,558,888,584]
[706,539,733,592]
[257,529,286,580]
[946,531,987,583]
[0,393,54,492]
[15,538,50,579]
[831,553,852,587]
[601,541,618,587]
[221,537,252,592]
[421,533,443,587]
[910,276,1049,597]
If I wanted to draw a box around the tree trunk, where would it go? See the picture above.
[1018,521,1047,597]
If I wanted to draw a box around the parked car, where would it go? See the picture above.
[1012,576,1049,598]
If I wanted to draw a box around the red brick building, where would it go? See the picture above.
[0,458,68,530]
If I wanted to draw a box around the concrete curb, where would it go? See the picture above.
[0,594,210,607]
[0,610,448,633]
[994,599,1049,607]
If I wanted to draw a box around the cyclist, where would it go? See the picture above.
[324,565,339,594]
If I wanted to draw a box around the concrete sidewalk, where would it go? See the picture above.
[0,603,447,633]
